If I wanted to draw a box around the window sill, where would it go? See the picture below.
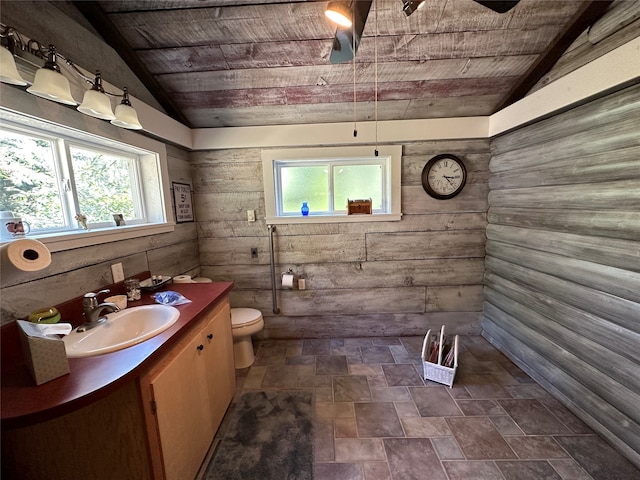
[265,213,402,225]
[2,223,175,253]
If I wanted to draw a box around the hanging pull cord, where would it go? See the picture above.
[353,15,358,138]
[374,0,379,156]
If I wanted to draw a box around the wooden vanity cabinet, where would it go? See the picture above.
[1,284,235,480]
[140,297,235,480]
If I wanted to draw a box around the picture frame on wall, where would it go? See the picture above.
[172,182,194,223]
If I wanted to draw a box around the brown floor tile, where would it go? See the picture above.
[496,460,563,480]
[334,376,372,402]
[505,384,554,399]
[401,416,451,437]
[382,363,425,386]
[410,386,463,417]
[344,338,374,347]
[315,462,363,480]
[505,436,569,459]
[443,460,505,480]
[372,337,402,345]
[363,462,392,480]
[314,418,335,462]
[384,438,447,480]
[303,338,333,355]
[555,435,640,480]
[447,416,518,460]
[399,336,424,354]
[334,438,387,462]
[388,345,421,364]
[539,397,593,434]
[489,415,525,435]
[548,458,596,480]
[394,401,420,418]
[498,399,571,435]
[432,436,465,460]
[316,355,349,375]
[361,346,396,364]
[316,401,355,420]
[370,386,412,402]
[335,418,358,438]
[261,364,314,388]
[285,355,316,365]
[355,402,404,438]
[460,372,513,399]
[349,364,384,376]
[456,399,505,416]
[236,337,637,480]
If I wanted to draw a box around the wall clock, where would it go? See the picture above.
[421,154,467,199]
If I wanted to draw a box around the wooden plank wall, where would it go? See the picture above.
[192,139,489,338]
[481,83,640,467]
[0,144,200,325]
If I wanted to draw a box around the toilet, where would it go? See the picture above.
[230,308,264,369]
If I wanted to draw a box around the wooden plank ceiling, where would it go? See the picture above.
[74,0,612,128]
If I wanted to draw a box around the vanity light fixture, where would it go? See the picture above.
[0,27,27,86]
[325,2,353,28]
[0,25,143,130]
[77,71,116,120]
[26,44,77,105]
[111,88,143,130]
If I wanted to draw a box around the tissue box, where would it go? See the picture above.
[17,321,70,385]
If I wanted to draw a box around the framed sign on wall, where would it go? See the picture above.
[172,182,194,223]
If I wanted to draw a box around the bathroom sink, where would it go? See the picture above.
[63,305,180,358]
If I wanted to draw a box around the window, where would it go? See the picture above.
[1,111,172,250]
[263,145,402,223]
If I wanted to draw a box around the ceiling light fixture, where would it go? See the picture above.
[325,2,353,28]
[402,0,426,17]
[0,25,143,130]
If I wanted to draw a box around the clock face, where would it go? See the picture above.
[421,154,467,199]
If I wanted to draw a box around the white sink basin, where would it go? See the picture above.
[63,305,180,358]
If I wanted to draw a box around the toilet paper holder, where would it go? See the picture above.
[281,269,296,289]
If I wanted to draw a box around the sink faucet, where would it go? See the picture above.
[77,289,120,332]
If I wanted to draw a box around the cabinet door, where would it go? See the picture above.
[203,306,236,433]
[149,332,213,480]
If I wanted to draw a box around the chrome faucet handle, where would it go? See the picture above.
[83,289,111,308]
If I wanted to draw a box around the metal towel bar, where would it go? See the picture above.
[267,224,280,314]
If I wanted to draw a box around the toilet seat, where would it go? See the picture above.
[231,308,263,329]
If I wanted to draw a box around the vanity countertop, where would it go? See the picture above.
[1,282,234,429]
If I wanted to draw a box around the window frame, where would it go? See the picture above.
[1,108,174,252]
[262,145,402,224]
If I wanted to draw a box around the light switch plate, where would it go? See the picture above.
[247,209,256,222]
[111,263,125,283]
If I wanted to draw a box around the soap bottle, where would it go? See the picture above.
[301,202,309,216]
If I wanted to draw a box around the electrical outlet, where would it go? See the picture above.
[251,247,258,258]
[247,209,256,222]
[111,263,125,283]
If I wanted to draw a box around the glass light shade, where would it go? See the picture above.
[325,2,352,27]
[78,89,115,120]
[111,103,142,130]
[0,47,28,86]
[27,67,77,105]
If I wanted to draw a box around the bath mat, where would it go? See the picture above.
[206,390,314,480]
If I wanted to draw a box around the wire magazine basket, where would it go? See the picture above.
[421,326,459,388]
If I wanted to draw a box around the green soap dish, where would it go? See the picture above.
[28,307,61,324]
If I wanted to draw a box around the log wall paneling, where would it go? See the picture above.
[482,82,640,468]
[195,139,490,338]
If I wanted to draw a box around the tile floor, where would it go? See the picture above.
[226,336,639,480]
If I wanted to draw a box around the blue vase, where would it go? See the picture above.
[301,202,309,216]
